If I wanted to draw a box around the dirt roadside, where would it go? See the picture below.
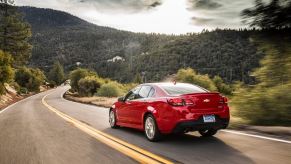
[64,93,116,108]
[0,84,50,111]
[0,84,31,111]
[0,93,28,111]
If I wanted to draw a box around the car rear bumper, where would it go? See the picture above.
[172,116,229,133]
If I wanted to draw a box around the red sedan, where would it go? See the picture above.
[109,83,230,141]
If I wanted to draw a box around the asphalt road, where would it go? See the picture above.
[1,86,290,164]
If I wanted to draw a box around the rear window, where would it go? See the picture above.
[160,84,207,95]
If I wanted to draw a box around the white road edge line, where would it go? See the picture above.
[0,90,54,115]
[0,102,16,114]
[0,95,34,115]
[222,130,291,144]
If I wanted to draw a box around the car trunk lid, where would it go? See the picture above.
[181,92,224,112]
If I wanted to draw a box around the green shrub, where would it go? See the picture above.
[176,68,217,91]
[78,76,103,97]
[213,76,233,95]
[47,81,56,88]
[0,50,14,95]
[15,67,46,92]
[19,87,28,94]
[69,68,97,91]
[97,82,123,97]
[231,83,291,126]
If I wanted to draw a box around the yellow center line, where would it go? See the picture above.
[41,93,174,164]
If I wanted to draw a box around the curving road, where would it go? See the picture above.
[0,86,290,164]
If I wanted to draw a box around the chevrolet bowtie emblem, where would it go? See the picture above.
[203,99,210,103]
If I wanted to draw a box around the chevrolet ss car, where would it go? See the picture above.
[109,83,230,141]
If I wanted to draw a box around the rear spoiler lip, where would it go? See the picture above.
[180,92,221,96]
[160,92,221,99]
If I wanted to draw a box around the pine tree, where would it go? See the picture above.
[48,61,65,85]
[241,0,291,29]
[0,1,32,65]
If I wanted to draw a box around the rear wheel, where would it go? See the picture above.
[144,114,162,142]
[109,109,119,128]
[199,129,217,137]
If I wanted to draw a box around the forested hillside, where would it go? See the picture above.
[134,30,265,83]
[20,6,264,83]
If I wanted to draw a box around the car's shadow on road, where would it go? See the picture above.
[103,127,255,164]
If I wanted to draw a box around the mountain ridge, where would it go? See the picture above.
[19,6,264,83]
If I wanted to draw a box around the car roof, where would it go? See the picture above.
[141,82,209,92]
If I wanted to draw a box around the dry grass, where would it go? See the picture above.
[64,93,117,108]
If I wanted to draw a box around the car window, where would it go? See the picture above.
[132,86,141,94]
[125,91,135,101]
[138,86,152,98]
[125,86,141,101]
[160,84,207,95]
[147,88,155,97]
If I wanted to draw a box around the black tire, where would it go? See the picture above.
[109,109,119,129]
[144,114,162,142]
[199,129,217,137]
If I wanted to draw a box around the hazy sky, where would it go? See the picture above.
[16,0,255,34]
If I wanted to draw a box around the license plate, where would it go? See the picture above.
[203,115,216,123]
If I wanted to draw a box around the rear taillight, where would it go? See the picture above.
[168,98,184,106]
[184,99,194,106]
[219,96,228,104]
[167,98,194,106]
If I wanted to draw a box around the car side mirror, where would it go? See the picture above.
[118,97,124,102]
